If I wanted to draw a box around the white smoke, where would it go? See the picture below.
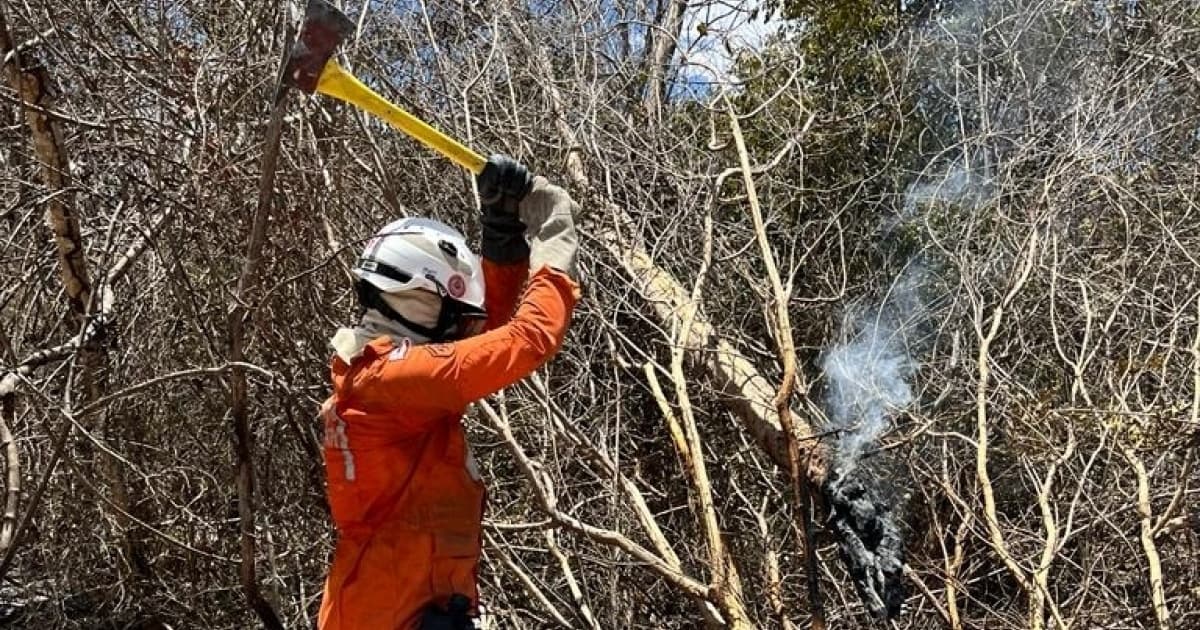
[822,266,925,466]
[825,156,998,468]
[902,158,993,219]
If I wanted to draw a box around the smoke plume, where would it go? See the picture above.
[818,0,1020,620]
[819,152,993,620]
[822,266,924,467]
[819,266,926,619]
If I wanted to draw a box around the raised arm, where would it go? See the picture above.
[477,155,534,330]
[481,259,528,331]
[454,173,581,400]
[374,168,582,409]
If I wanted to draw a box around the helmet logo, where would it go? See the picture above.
[447,274,467,298]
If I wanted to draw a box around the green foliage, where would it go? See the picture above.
[777,0,899,60]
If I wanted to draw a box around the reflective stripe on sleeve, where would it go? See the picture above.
[321,400,357,482]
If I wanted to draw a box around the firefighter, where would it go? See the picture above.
[317,155,580,629]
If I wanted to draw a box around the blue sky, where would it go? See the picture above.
[673,2,784,98]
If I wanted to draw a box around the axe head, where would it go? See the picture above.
[284,0,355,93]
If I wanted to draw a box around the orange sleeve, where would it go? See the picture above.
[454,267,579,402]
[371,267,579,412]
[482,258,529,331]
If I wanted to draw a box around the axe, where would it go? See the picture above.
[282,0,487,174]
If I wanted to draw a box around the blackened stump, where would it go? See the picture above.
[824,464,906,619]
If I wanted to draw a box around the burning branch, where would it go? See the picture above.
[503,9,908,623]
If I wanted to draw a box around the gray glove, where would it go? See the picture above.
[519,176,579,280]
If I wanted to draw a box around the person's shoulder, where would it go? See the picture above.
[369,339,461,379]
[365,339,466,409]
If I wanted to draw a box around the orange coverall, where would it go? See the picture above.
[318,260,579,629]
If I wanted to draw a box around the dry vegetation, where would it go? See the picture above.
[1,0,1198,628]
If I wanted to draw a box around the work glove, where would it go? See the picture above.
[478,154,533,264]
[520,176,580,281]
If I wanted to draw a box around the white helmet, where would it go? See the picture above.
[353,217,486,339]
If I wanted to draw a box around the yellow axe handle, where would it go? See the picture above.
[316,60,486,175]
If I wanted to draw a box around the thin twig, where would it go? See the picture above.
[0,391,18,553]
